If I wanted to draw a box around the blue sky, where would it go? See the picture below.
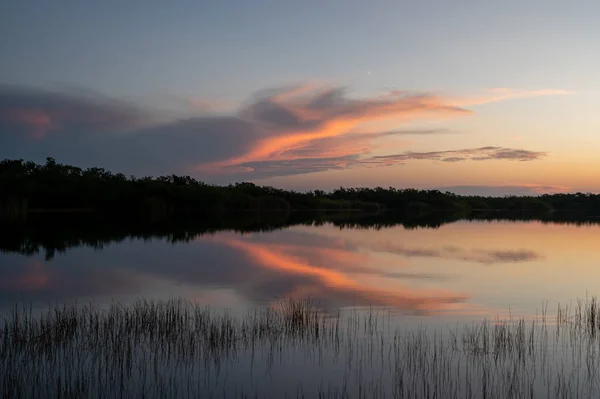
[1,1,599,194]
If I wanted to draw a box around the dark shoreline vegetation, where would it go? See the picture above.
[3,296,600,398]
[2,158,600,223]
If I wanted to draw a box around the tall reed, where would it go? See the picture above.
[2,297,600,398]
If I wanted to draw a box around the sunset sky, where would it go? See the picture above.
[1,1,599,195]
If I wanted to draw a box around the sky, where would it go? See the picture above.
[1,0,599,195]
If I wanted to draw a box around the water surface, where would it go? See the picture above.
[2,218,599,321]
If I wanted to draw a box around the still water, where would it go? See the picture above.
[1,219,599,319]
[3,218,600,397]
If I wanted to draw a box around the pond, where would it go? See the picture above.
[2,215,600,397]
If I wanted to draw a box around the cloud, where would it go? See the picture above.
[196,86,472,173]
[373,146,546,163]
[442,157,466,163]
[0,85,148,139]
[0,83,561,181]
[192,86,555,178]
[449,88,573,107]
[0,86,263,175]
[226,146,547,178]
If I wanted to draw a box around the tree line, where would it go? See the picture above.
[1,158,599,221]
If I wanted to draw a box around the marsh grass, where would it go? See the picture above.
[3,297,600,398]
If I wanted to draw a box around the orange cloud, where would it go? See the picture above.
[194,85,563,178]
[196,86,471,173]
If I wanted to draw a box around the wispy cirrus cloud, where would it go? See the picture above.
[448,88,574,107]
[374,146,546,163]
[0,83,567,181]
[227,146,548,178]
